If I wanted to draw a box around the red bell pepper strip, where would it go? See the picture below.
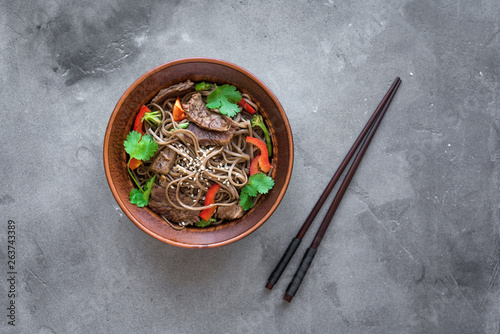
[199,183,221,221]
[172,97,186,122]
[128,105,151,169]
[249,154,260,176]
[134,105,150,134]
[128,157,142,170]
[128,105,150,170]
[246,137,271,172]
[237,98,256,115]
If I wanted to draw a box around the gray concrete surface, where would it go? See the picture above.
[1,0,499,333]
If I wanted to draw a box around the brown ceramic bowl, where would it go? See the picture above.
[103,58,293,248]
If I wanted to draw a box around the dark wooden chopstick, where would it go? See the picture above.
[264,77,402,301]
[283,77,401,302]
[265,77,401,291]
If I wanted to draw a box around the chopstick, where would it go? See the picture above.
[265,77,402,302]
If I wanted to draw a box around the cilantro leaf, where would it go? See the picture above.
[219,101,240,118]
[130,188,148,207]
[206,84,242,117]
[248,173,275,194]
[124,131,158,161]
[239,189,255,210]
[142,175,156,201]
[124,131,142,156]
[195,82,212,91]
[129,175,156,208]
[239,173,275,210]
[242,182,258,197]
[135,135,158,161]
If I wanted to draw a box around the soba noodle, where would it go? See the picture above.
[132,84,270,228]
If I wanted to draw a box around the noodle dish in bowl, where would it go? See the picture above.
[103,58,293,248]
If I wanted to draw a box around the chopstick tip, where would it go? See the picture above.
[283,293,293,303]
[265,282,274,290]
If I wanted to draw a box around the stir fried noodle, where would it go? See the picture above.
[131,88,267,227]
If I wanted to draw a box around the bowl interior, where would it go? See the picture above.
[104,58,293,248]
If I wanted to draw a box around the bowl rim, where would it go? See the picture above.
[103,57,294,248]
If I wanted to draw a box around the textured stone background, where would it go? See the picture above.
[1,0,499,333]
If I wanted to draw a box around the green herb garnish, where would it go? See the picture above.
[124,131,159,207]
[124,131,158,162]
[206,84,242,117]
[239,173,275,210]
[251,115,272,156]
[129,175,156,207]
[142,111,162,127]
[195,218,216,228]
[170,122,189,132]
[195,82,212,91]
